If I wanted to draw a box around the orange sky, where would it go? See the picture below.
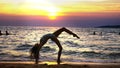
[0,0,120,27]
[0,0,120,18]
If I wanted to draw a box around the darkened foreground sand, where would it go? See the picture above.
[0,61,120,68]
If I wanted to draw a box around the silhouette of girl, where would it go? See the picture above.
[30,27,79,64]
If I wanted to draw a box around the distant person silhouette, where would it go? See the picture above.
[100,32,102,36]
[30,27,79,64]
[119,32,120,35]
[5,31,9,35]
[93,31,96,35]
[0,30,2,35]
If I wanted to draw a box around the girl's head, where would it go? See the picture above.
[30,43,40,59]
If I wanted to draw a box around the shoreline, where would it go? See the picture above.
[0,61,120,68]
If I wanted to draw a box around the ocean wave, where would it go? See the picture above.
[80,51,106,59]
[14,44,32,50]
[107,53,120,59]
[0,46,7,48]
[64,41,80,47]
[41,46,56,52]
[62,50,79,55]
[80,51,120,59]
[18,44,32,48]
[0,52,7,55]
[81,51,102,56]
[104,47,120,51]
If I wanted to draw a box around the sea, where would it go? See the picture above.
[0,26,120,63]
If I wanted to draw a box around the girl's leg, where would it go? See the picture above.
[51,37,63,64]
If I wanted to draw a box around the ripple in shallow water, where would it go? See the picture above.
[41,46,56,52]
[14,44,32,50]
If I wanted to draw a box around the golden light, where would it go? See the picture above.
[49,12,57,20]
[47,7,60,20]
[24,0,60,20]
[42,61,58,65]
[1,0,120,18]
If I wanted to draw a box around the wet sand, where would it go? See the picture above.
[0,61,120,68]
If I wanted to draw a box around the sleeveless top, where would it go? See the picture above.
[40,34,56,43]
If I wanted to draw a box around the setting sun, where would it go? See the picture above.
[25,0,60,20]
[49,12,57,20]
[47,7,60,20]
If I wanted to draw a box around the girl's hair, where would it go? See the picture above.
[30,43,39,59]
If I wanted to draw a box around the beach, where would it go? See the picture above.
[0,61,120,68]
